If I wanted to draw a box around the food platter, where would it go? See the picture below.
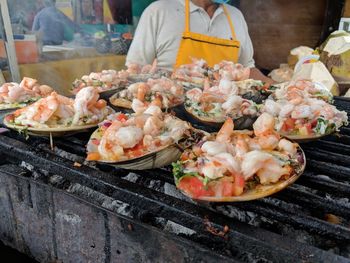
[184,105,257,132]
[87,127,182,170]
[178,146,306,202]
[3,117,98,137]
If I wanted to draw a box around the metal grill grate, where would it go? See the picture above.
[0,97,349,262]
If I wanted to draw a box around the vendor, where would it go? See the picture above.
[32,0,79,45]
[126,0,272,83]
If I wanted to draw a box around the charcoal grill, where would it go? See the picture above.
[0,97,349,263]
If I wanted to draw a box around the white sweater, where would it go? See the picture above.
[126,0,255,70]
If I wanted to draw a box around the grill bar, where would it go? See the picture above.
[0,96,349,262]
[0,135,349,262]
[298,171,350,197]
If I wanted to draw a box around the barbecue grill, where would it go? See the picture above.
[0,97,349,263]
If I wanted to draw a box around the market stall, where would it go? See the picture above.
[0,1,349,262]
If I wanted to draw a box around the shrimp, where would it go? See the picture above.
[19,77,38,90]
[241,151,290,184]
[199,92,225,103]
[35,85,53,96]
[7,83,24,103]
[279,103,295,118]
[72,87,100,125]
[263,100,281,117]
[186,88,202,102]
[100,72,114,83]
[222,95,243,113]
[162,116,190,142]
[136,83,151,101]
[201,141,228,156]
[143,116,164,136]
[291,105,313,119]
[216,118,234,143]
[319,104,336,119]
[278,139,297,156]
[127,63,142,74]
[218,73,234,95]
[98,121,124,160]
[202,153,241,180]
[253,113,275,136]
[18,93,59,123]
[131,99,147,114]
[115,126,144,149]
[144,105,162,116]
[118,70,129,80]
[234,135,250,159]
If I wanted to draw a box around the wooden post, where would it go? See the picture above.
[344,0,350,17]
[0,0,20,82]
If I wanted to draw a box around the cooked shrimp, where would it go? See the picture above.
[216,118,234,143]
[222,95,243,113]
[136,83,151,101]
[7,83,24,103]
[186,88,202,102]
[201,141,228,156]
[202,153,241,180]
[279,103,295,118]
[200,92,225,103]
[72,87,100,124]
[127,63,142,74]
[115,126,144,149]
[131,99,147,114]
[144,105,162,116]
[36,85,53,96]
[278,139,297,156]
[253,113,275,136]
[291,105,313,119]
[241,151,290,184]
[20,93,59,123]
[98,121,124,160]
[143,116,163,136]
[19,77,38,89]
[263,100,281,117]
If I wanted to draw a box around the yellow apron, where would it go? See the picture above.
[175,0,240,68]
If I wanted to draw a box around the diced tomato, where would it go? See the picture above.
[221,180,234,196]
[86,152,101,161]
[180,152,191,161]
[281,118,295,132]
[5,114,14,122]
[178,176,214,198]
[116,113,128,122]
[127,142,145,157]
[310,119,318,128]
[233,174,245,196]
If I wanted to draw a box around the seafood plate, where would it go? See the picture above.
[172,114,305,202]
[126,60,172,83]
[271,80,333,103]
[262,80,348,142]
[0,77,53,110]
[183,80,259,132]
[71,70,129,98]
[109,78,184,111]
[172,58,212,89]
[86,106,204,170]
[4,87,112,137]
